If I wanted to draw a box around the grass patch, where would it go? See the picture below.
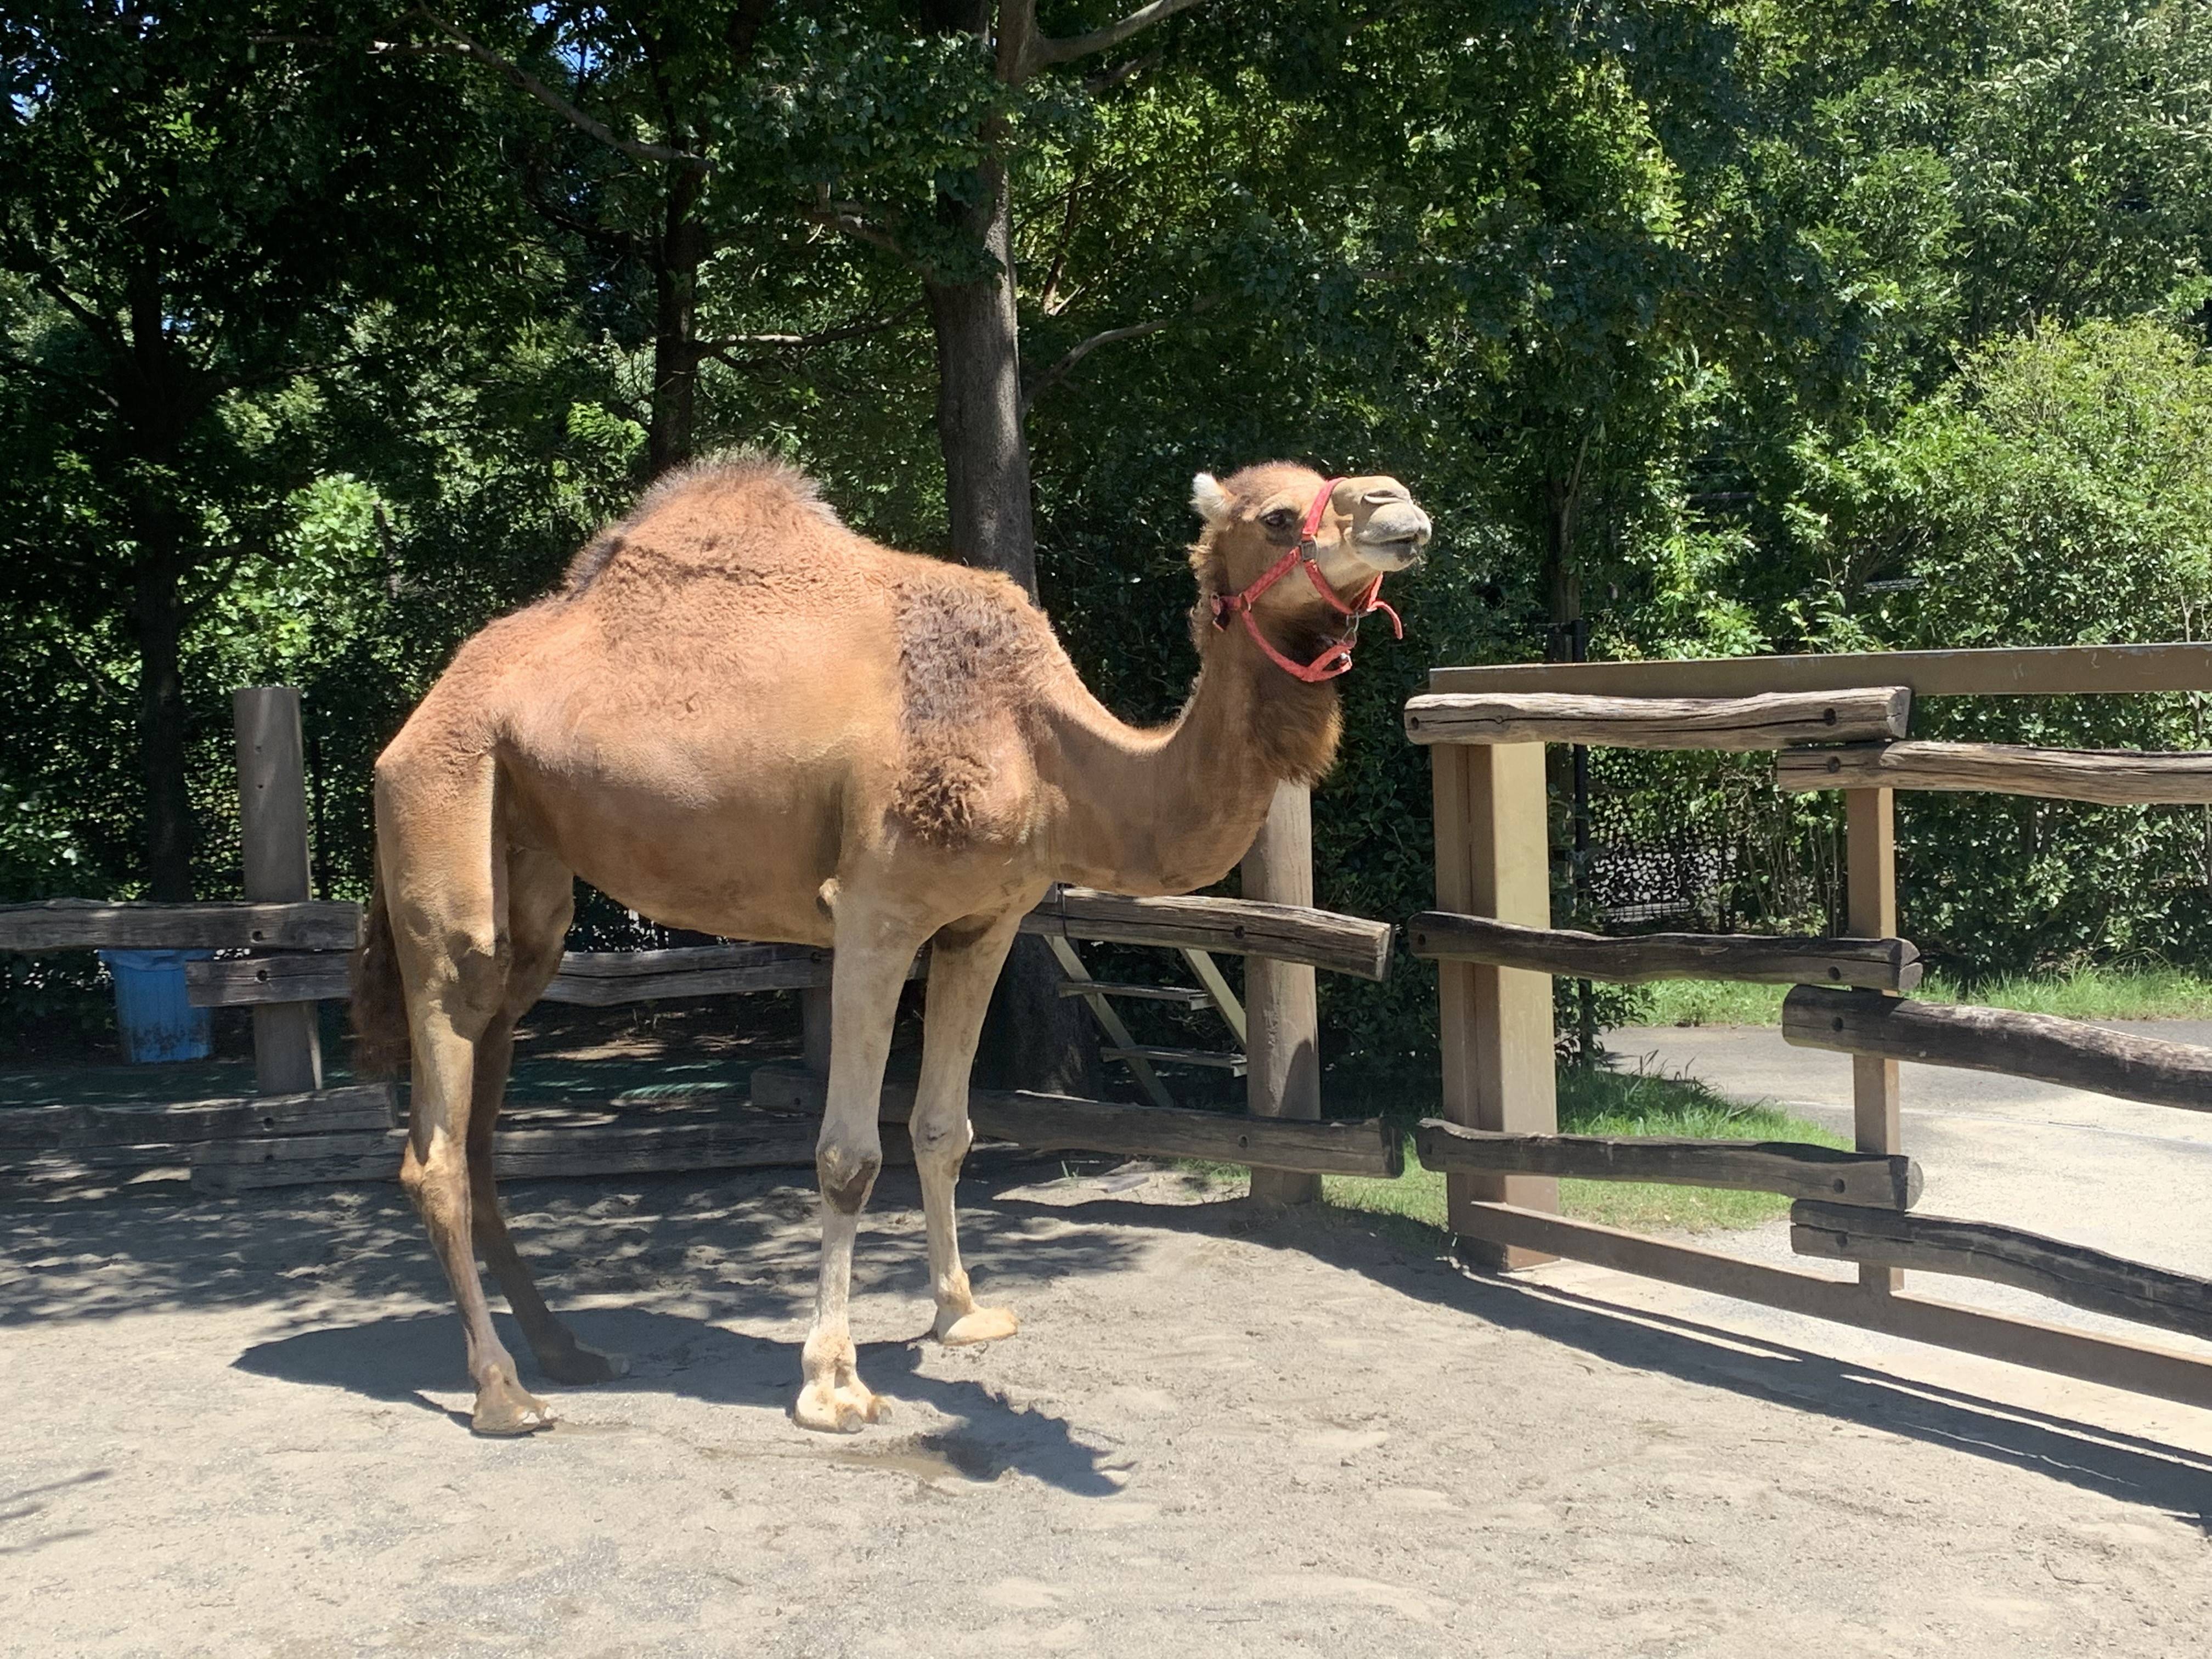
[1635,963,2212,1028]
[1636,979,1788,1028]
[1927,965,2212,1021]
[1321,1062,1846,1240]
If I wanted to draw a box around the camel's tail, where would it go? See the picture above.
[349,883,411,1079]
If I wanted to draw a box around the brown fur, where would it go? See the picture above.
[348,885,410,1078]
[562,450,842,597]
[891,568,1058,844]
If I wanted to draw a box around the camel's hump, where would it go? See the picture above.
[561,452,844,595]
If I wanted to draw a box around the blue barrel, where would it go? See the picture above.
[97,948,215,1063]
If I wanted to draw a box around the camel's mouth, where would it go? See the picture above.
[1350,493,1431,573]
[1354,533,1427,573]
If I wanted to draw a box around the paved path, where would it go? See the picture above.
[1606,1019,2212,1288]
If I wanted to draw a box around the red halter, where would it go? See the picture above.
[1209,476,1405,682]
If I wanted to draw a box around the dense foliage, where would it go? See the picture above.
[7,1,2212,1067]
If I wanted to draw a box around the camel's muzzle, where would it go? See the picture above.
[1355,499,1432,572]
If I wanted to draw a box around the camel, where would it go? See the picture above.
[351,455,1430,1435]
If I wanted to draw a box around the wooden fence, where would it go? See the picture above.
[1,689,1395,1199]
[1406,643,2212,1409]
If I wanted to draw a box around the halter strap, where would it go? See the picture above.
[1209,476,1404,682]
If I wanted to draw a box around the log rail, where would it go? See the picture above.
[1778,740,2212,806]
[3,884,1396,1009]
[1782,986,2212,1115]
[1404,687,1910,751]
[1791,1201,2212,1346]
[1408,911,1921,992]
[1415,1119,1921,1208]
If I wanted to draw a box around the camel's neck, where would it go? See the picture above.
[1036,612,1343,895]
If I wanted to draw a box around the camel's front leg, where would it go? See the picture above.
[912,912,1025,1345]
[795,910,922,1434]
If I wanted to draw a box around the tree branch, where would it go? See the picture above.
[701,300,922,359]
[804,187,911,261]
[1084,47,1163,97]
[1019,318,1170,417]
[180,539,265,625]
[1017,0,1207,80]
[526,190,651,255]
[408,10,713,173]
[0,350,120,409]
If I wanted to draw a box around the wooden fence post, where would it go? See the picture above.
[801,987,833,1078]
[1243,782,1323,1205]
[1846,786,1901,1293]
[235,687,323,1096]
[1435,741,1558,1267]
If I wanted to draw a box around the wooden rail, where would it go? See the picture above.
[750,1062,1403,1177]
[1427,642,2212,699]
[1782,987,2212,1114]
[190,1115,850,1195]
[1022,885,1394,980]
[1791,1201,2212,1346]
[0,898,359,953]
[1451,1200,2212,1412]
[1404,687,1910,751]
[0,1084,396,1151]
[1415,1119,1921,1207]
[1407,911,1922,991]
[1778,740,2212,805]
[35,886,1391,1008]
[183,943,927,1008]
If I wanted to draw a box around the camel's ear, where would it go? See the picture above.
[1190,472,1234,527]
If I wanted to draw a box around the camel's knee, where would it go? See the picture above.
[911,1107,972,1170]
[391,907,512,1026]
[399,1139,470,1232]
[441,931,513,1019]
[817,1133,883,1215]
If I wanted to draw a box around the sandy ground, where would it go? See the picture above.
[6,1034,2212,1657]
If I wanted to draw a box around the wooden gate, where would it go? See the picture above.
[1407,644,2212,1410]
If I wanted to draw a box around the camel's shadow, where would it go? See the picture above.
[236,1306,1122,1496]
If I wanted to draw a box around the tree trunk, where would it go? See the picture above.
[646,160,706,478]
[922,159,1037,595]
[919,1,1086,1088]
[131,554,195,902]
[117,257,196,901]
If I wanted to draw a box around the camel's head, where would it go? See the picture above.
[1188,462,1431,633]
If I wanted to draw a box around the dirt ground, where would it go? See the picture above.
[6,1114,2212,1659]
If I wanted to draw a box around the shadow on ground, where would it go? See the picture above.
[0,1153,1130,1325]
[234,1306,1122,1496]
[10,1155,2212,1526]
[1011,1190,2212,1535]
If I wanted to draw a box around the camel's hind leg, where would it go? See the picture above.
[911,911,1024,1345]
[464,848,628,1387]
[382,755,547,1435]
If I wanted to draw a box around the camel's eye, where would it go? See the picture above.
[1261,507,1296,531]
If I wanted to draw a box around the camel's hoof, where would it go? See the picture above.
[935,1305,1020,1346]
[471,1376,554,1436]
[793,1380,886,1435]
[540,1342,628,1386]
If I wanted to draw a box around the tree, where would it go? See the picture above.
[0,3,521,898]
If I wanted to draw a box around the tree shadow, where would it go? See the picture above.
[995,1189,2212,1533]
[0,1469,109,1557]
[233,1305,1123,1497]
[0,1153,1131,1328]
[23,1148,2212,1525]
